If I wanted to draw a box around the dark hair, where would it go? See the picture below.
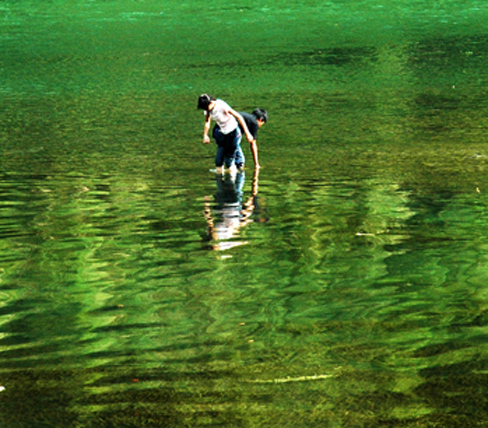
[197,94,216,110]
[252,108,268,123]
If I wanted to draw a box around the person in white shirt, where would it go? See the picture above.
[198,94,256,173]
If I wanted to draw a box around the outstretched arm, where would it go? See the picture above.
[249,139,260,169]
[203,113,211,144]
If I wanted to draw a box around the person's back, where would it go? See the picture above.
[238,112,260,139]
[210,99,238,134]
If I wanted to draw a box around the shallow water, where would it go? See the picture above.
[2,1,488,427]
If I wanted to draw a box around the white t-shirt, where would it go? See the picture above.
[209,99,238,134]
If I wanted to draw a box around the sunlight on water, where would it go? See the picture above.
[2,0,488,426]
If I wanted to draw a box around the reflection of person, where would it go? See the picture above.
[197,94,257,174]
[214,109,268,169]
[203,168,261,251]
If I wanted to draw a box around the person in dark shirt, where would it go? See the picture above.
[213,108,267,170]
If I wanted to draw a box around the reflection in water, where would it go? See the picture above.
[4,1,488,426]
[204,169,261,251]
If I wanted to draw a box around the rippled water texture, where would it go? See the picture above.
[2,1,488,427]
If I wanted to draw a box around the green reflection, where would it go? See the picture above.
[2,0,488,427]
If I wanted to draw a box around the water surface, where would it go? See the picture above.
[2,1,488,427]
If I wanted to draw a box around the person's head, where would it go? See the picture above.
[197,94,216,111]
[252,108,268,127]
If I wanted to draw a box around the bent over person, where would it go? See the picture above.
[231,108,267,169]
[198,94,257,173]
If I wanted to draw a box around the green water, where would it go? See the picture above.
[2,1,488,427]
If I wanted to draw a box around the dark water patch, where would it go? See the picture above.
[414,360,488,426]
[414,93,462,111]
[269,45,379,67]
[408,33,488,66]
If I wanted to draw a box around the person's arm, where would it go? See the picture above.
[228,109,254,143]
[203,113,211,144]
[249,139,260,169]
